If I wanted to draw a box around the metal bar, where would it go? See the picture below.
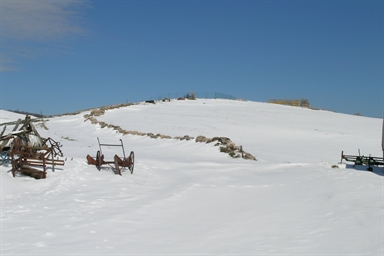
[99,143,123,147]
[97,137,103,156]
[120,139,126,159]
[11,152,16,177]
[50,149,55,172]
[43,154,46,178]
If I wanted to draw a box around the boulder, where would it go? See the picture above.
[195,135,209,143]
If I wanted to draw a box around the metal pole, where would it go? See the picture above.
[120,139,126,159]
[97,137,103,156]
[382,117,384,159]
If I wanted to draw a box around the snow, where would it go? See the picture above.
[0,110,33,125]
[1,99,383,255]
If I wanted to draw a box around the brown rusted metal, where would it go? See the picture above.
[114,151,134,175]
[43,137,64,157]
[1,115,65,176]
[86,154,97,165]
[86,138,134,175]
[10,145,65,179]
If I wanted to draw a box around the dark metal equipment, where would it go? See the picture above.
[340,150,384,172]
[86,137,134,175]
[340,117,384,172]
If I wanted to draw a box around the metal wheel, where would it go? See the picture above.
[114,155,121,175]
[96,150,102,171]
[128,151,134,174]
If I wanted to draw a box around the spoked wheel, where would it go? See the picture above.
[96,150,102,171]
[114,155,121,176]
[128,151,134,174]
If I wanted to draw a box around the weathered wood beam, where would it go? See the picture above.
[0,125,6,137]
[12,119,22,131]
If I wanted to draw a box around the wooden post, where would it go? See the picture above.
[0,125,6,137]
[12,119,22,131]
[29,122,40,138]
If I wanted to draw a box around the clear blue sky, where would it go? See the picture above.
[1,0,383,117]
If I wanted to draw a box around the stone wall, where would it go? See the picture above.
[84,105,256,161]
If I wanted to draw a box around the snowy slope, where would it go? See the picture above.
[0,110,34,125]
[1,99,383,255]
[98,99,382,163]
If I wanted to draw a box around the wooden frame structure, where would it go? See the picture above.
[11,145,65,179]
[1,115,65,178]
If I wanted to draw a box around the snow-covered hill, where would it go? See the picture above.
[1,99,383,255]
[0,110,35,125]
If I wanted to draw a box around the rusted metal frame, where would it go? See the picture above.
[95,154,132,168]
[114,151,134,174]
[36,146,65,172]
[87,138,133,175]
[11,150,46,178]
[97,137,127,160]
[97,137,127,174]
[43,138,64,157]
[35,147,64,172]
[11,152,16,177]
[10,146,64,178]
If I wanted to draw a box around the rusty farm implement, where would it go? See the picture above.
[86,137,134,175]
[1,115,65,179]
[10,138,65,179]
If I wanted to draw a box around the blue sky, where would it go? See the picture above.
[0,0,383,117]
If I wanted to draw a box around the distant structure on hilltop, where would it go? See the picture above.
[268,99,310,108]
